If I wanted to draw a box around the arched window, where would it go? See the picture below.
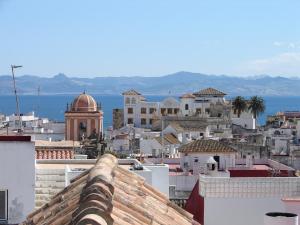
[185,104,189,110]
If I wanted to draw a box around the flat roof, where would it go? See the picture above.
[0,135,31,142]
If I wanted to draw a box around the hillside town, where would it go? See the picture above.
[0,87,299,225]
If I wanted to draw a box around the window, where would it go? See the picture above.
[131,98,136,104]
[161,108,166,115]
[141,118,146,125]
[127,118,133,124]
[79,122,87,131]
[149,108,156,114]
[174,108,179,114]
[185,104,189,110]
[196,108,201,114]
[125,97,130,104]
[167,108,172,114]
[149,119,153,125]
[205,108,210,114]
[127,108,133,114]
[141,107,147,114]
[0,190,7,221]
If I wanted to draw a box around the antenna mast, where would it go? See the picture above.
[11,65,23,133]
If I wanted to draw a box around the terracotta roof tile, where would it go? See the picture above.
[180,93,196,99]
[155,133,181,145]
[122,89,142,96]
[21,154,199,225]
[193,88,226,97]
[179,139,236,153]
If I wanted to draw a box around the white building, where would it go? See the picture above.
[140,133,181,157]
[179,139,237,172]
[183,156,298,225]
[112,133,130,152]
[232,110,256,129]
[122,88,233,129]
[0,136,35,224]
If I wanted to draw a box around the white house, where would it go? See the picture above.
[112,133,130,152]
[0,136,35,224]
[178,139,237,172]
[140,133,181,157]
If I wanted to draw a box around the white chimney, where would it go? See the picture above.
[264,212,298,225]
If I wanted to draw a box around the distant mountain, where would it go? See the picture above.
[1,71,300,96]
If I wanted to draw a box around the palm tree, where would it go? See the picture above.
[232,96,247,117]
[248,96,265,119]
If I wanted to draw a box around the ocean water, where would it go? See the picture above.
[0,95,300,128]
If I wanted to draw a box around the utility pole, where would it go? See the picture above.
[11,65,23,133]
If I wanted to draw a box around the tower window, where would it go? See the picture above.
[185,104,189,110]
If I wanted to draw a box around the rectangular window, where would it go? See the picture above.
[149,108,156,114]
[141,107,147,114]
[161,108,166,115]
[149,119,153,125]
[167,108,172,114]
[127,118,133,124]
[141,118,146,125]
[196,108,201,114]
[174,108,179,114]
[0,190,7,221]
[127,108,133,114]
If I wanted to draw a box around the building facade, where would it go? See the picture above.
[122,88,232,129]
[65,92,103,141]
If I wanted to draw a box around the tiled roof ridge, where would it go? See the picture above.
[71,154,118,225]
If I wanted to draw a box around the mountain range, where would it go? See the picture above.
[0,71,299,96]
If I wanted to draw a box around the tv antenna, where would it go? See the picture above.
[11,65,23,133]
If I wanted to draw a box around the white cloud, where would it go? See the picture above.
[273,41,284,47]
[236,52,300,77]
[273,41,300,49]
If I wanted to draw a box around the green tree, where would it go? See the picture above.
[232,96,247,118]
[248,96,265,119]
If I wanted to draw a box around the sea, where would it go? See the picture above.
[0,95,300,128]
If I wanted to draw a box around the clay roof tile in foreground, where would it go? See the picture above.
[179,139,236,153]
[21,154,199,225]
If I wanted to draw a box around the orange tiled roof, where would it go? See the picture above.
[21,154,199,225]
[180,93,196,99]
[155,133,181,145]
[35,149,74,159]
[179,139,236,153]
[193,87,226,97]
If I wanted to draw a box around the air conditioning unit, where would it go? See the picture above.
[0,190,7,222]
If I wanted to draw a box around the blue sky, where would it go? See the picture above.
[1,0,300,77]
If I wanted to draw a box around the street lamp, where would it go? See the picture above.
[11,65,23,133]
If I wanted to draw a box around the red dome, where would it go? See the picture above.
[71,93,97,112]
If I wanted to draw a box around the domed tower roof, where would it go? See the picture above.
[71,92,98,112]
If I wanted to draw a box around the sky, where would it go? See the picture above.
[0,0,300,77]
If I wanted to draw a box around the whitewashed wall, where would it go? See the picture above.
[205,198,285,225]
[0,141,35,224]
